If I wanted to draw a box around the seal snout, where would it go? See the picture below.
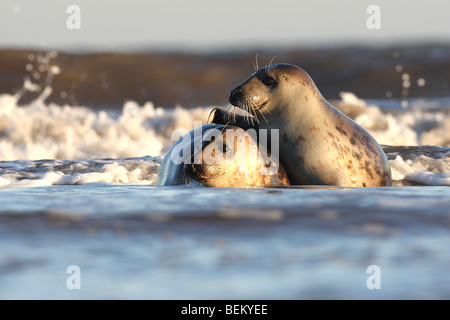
[229,86,243,107]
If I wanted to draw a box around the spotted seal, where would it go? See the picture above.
[156,123,290,187]
[228,63,392,187]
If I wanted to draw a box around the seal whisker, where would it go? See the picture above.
[253,54,259,71]
[244,101,256,124]
[243,102,250,123]
[257,108,269,124]
[231,105,238,122]
[248,104,255,125]
[225,103,233,112]
[263,56,277,73]
[232,105,238,119]
[231,111,236,123]
[245,102,256,126]
[245,102,250,123]
[220,123,230,134]
[267,56,277,71]
[247,105,253,125]
[225,108,232,123]
[252,109,260,124]
[224,103,237,123]
[248,101,260,124]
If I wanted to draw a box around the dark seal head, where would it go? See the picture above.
[157,123,290,187]
[185,125,290,187]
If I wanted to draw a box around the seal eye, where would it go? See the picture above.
[263,76,276,86]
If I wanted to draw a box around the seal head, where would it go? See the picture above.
[157,123,290,187]
[185,125,290,187]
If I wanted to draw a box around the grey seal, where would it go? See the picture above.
[228,63,392,187]
[157,123,290,187]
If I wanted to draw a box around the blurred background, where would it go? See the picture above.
[1,1,450,300]
[1,0,449,109]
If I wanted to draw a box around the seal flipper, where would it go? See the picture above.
[207,107,259,132]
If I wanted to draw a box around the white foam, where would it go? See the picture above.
[390,155,450,186]
[338,92,450,147]
[0,91,212,161]
[406,171,450,186]
[0,157,161,189]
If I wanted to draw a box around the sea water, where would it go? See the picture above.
[1,55,450,299]
[1,184,449,299]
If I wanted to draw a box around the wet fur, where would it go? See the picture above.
[228,63,392,187]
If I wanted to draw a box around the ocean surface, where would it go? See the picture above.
[1,47,450,299]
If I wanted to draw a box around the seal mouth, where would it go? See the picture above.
[184,162,226,183]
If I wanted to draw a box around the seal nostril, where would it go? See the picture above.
[229,87,243,106]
